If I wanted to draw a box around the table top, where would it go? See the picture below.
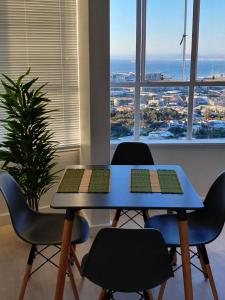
[51,165,204,210]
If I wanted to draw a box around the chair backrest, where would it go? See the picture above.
[203,171,225,235]
[0,171,32,240]
[111,142,154,165]
[81,228,173,292]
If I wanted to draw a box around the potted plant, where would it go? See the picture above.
[0,68,58,210]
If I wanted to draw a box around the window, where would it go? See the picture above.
[0,0,80,148]
[110,0,225,142]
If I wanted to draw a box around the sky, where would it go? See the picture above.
[110,0,225,59]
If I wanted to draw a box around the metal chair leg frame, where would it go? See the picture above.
[18,245,36,300]
[119,211,143,228]
[112,209,149,228]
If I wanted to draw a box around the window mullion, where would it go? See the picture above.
[188,0,201,139]
[134,0,142,140]
[140,0,146,82]
[187,85,195,139]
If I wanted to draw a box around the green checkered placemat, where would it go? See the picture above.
[130,169,152,193]
[57,169,84,193]
[57,169,110,193]
[88,169,111,193]
[157,170,183,194]
[130,169,183,194]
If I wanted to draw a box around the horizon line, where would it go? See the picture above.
[111,56,225,61]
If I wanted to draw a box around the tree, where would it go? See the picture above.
[0,69,58,210]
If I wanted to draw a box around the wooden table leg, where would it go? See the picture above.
[55,209,75,300]
[178,210,193,300]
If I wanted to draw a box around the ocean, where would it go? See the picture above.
[110,59,225,80]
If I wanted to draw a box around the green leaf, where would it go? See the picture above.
[16,68,31,85]
[22,77,39,93]
[2,74,17,88]
[0,70,59,210]
[1,80,17,92]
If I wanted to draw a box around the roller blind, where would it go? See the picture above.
[0,0,80,148]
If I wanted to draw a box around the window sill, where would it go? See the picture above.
[110,138,225,148]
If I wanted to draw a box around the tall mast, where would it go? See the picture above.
[181,0,188,80]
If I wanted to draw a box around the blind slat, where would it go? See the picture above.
[0,0,80,148]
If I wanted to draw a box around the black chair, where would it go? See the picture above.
[0,170,89,300]
[145,171,225,300]
[111,142,154,227]
[81,228,173,300]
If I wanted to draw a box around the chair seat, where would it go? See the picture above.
[145,210,219,246]
[20,212,89,245]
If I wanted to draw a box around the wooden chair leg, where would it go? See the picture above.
[169,247,177,266]
[70,245,81,272]
[206,264,219,300]
[143,289,154,300]
[18,265,33,300]
[112,209,121,227]
[199,245,219,300]
[18,245,36,300]
[142,210,150,222]
[98,288,107,300]
[157,281,167,300]
[197,246,208,279]
[67,263,79,300]
[172,253,177,266]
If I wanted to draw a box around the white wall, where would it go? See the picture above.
[79,0,111,228]
[79,0,110,165]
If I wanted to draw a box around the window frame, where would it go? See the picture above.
[110,0,225,142]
